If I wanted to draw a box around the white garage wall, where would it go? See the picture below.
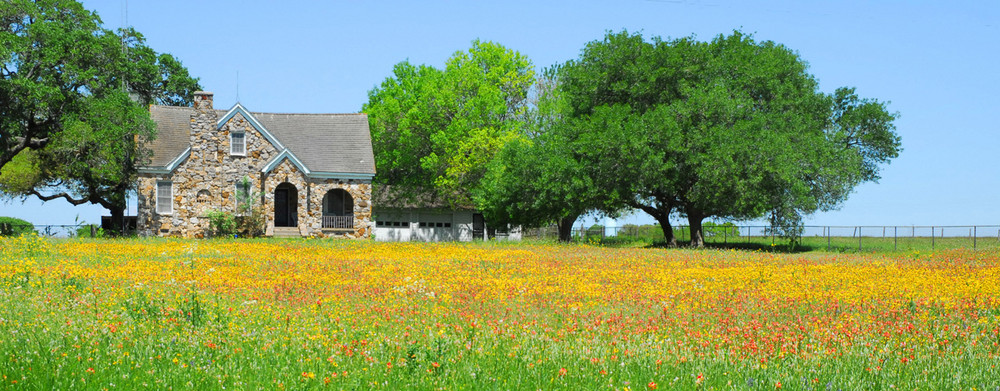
[373,208,475,242]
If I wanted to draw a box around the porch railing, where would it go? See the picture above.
[323,215,354,229]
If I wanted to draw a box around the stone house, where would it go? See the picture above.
[136,91,375,238]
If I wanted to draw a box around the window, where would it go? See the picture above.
[196,190,211,203]
[418,221,451,228]
[234,181,252,214]
[376,220,409,228]
[231,131,246,155]
[156,181,172,214]
[323,189,353,216]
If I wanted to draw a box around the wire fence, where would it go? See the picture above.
[522,225,1000,252]
[0,223,134,238]
[6,222,1000,252]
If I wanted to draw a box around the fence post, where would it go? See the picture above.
[931,226,935,250]
[973,226,977,250]
[858,226,862,251]
[894,226,897,251]
[90,224,97,238]
[826,226,831,252]
[724,227,727,245]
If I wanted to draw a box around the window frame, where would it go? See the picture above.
[156,181,173,215]
[230,130,246,156]
[234,181,252,215]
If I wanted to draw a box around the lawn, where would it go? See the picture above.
[1,234,998,389]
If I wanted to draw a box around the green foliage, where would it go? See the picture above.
[476,67,620,241]
[234,176,265,237]
[557,30,901,247]
[0,0,200,224]
[206,210,237,238]
[0,216,34,236]
[364,40,534,207]
[703,222,740,238]
[74,224,104,238]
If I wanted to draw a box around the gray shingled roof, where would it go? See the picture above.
[147,106,196,167]
[254,112,375,174]
[144,105,376,175]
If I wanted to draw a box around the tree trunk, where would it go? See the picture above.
[108,205,126,236]
[687,211,705,248]
[653,213,677,247]
[556,213,579,242]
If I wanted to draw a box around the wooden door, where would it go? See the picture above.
[472,213,485,240]
[275,188,288,226]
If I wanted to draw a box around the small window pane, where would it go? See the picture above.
[231,132,245,155]
[156,181,172,214]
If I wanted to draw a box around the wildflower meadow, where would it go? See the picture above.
[0,234,998,389]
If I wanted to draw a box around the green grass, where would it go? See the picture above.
[554,230,1000,253]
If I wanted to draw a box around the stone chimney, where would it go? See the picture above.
[194,91,213,110]
[190,91,218,160]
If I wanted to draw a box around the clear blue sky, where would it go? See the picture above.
[2,0,998,228]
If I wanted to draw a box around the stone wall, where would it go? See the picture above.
[137,92,372,239]
[261,159,372,238]
[306,178,372,239]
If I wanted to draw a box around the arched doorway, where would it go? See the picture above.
[322,189,354,228]
[274,183,298,227]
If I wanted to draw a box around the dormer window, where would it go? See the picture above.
[231,131,246,155]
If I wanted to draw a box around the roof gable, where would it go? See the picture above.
[261,149,310,175]
[217,103,285,151]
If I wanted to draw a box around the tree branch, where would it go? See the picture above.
[27,189,91,206]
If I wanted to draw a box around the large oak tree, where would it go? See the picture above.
[0,0,200,229]
[558,31,900,246]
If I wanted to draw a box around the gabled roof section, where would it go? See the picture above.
[139,147,190,175]
[261,149,311,175]
[142,105,193,168]
[254,112,376,175]
[217,102,285,151]
[141,102,376,178]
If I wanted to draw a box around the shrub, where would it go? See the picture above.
[206,210,237,238]
[234,176,265,237]
[0,217,35,236]
[74,225,105,238]
[236,205,265,238]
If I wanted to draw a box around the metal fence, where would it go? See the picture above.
[522,225,1000,252]
[7,222,1000,252]
[0,223,133,238]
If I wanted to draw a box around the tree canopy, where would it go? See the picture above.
[363,40,534,208]
[475,67,621,241]
[556,30,900,246]
[0,0,200,228]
